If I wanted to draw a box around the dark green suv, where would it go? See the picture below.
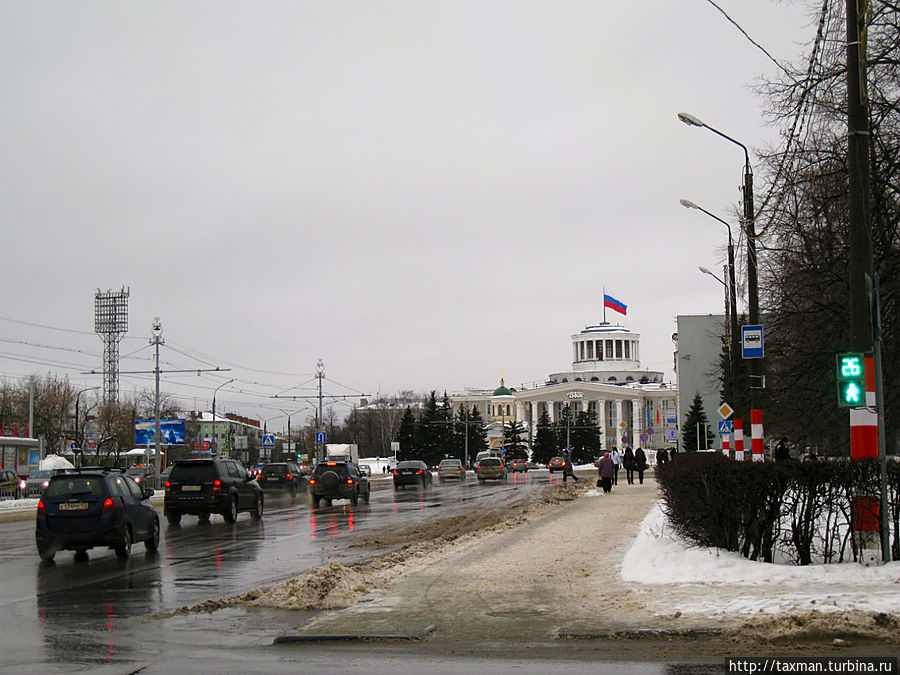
[308,461,370,507]
[164,458,263,525]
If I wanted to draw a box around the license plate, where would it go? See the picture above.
[182,485,201,492]
[59,502,88,511]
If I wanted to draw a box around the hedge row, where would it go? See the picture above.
[655,453,900,564]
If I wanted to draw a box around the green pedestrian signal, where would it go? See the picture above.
[836,353,866,408]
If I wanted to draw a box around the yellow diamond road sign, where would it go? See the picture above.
[718,403,734,419]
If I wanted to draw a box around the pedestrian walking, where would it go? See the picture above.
[562,449,577,482]
[634,447,648,484]
[774,437,790,462]
[609,446,622,485]
[596,452,614,493]
[656,448,668,465]
[623,447,635,484]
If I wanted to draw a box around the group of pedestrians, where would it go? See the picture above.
[593,445,650,493]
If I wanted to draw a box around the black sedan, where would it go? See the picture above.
[257,461,303,500]
[392,460,433,490]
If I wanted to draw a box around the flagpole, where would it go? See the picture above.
[602,286,606,323]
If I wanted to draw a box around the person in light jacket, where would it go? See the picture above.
[609,446,622,485]
[597,452,615,493]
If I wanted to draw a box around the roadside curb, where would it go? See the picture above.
[273,624,437,644]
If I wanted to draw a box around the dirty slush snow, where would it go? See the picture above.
[167,479,900,646]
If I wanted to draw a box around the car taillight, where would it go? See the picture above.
[392,470,399,475]
[416,469,424,474]
[37,500,45,514]
[308,478,316,485]
[213,479,222,494]
[164,480,171,494]
[346,477,354,485]
[286,473,293,480]
[102,497,116,513]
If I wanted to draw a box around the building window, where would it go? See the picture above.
[579,342,585,360]
[596,340,603,360]
[587,341,593,359]
[506,404,511,417]
[606,340,614,359]
[615,340,623,358]
[624,341,630,359]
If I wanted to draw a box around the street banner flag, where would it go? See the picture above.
[604,293,627,315]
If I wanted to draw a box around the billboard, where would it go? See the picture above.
[135,419,186,446]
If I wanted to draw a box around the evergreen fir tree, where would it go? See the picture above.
[681,392,715,452]
[571,408,601,464]
[416,391,444,466]
[531,409,556,465]
[555,404,573,453]
[465,405,487,465]
[396,406,417,462]
[502,421,528,461]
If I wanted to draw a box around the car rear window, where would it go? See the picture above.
[397,461,424,469]
[440,460,461,467]
[262,465,287,476]
[45,477,105,498]
[170,462,217,482]
[314,462,348,476]
[481,458,502,467]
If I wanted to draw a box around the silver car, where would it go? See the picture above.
[24,469,58,497]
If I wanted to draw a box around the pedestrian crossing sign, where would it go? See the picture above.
[717,420,733,434]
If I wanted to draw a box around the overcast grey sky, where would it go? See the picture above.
[1,1,814,430]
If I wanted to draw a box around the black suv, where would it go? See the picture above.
[35,467,160,562]
[308,461,370,507]
[164,458,263,525]
[257,461,303,500]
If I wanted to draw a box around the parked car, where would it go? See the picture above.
[163,458,263,525]
[0,468,24,499]
[548,456,566,473]
[308,461,370,507]
[437,458,466,483]
[475,457,508,482]
[23,469,61,497]
[509,458,529,473]
[257,461,303,500]
[359,464,372,477]
[392,460,433,490]
[35,467,160,561]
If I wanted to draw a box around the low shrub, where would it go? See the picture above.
[657,454,895,565]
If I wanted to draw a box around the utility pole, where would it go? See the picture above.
[317,359,325,464]
[844,0,887,564]
[150,318,164,477]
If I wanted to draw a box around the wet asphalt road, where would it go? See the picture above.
[1,471,559,671]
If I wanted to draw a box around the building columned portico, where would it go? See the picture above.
[451,321,678,453]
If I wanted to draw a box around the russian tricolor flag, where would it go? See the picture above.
[604,293,627,315]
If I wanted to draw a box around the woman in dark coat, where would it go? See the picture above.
[597,452,615,493]
[634,447,648,484]
[622,447,635,485]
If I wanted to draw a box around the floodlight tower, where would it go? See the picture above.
[94,287,130,403]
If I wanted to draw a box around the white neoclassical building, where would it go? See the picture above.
[452,322,678,452]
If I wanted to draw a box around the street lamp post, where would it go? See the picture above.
[682,199,741,410]
[211,379,234,457]
[679,112,761,416]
